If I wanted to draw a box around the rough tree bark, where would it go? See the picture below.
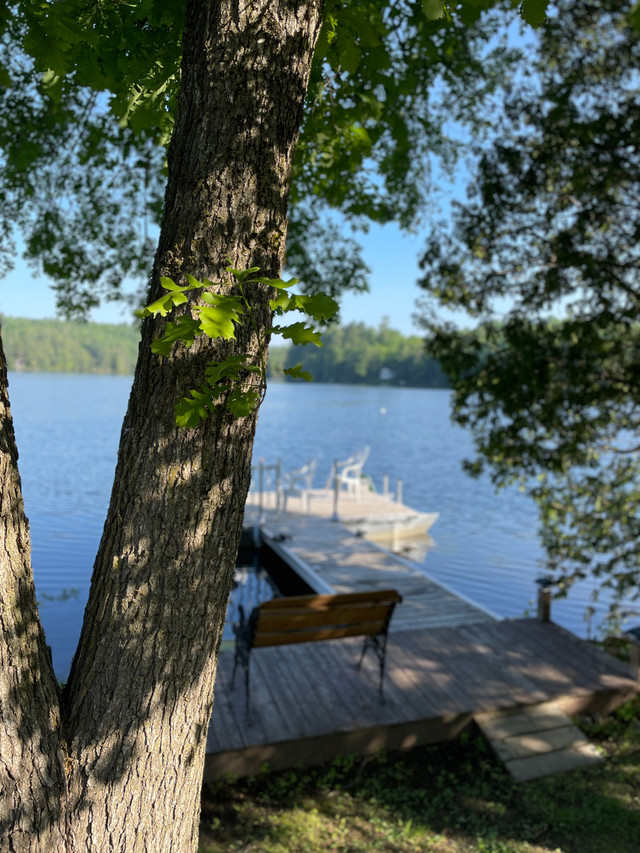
[0,330,67,849]
[0,0,323,850]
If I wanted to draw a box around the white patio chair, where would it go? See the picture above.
[332,446,371,501]
[280,457,318,514]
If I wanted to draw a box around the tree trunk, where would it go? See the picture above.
[1,1,323,850]
[0,330,68,850]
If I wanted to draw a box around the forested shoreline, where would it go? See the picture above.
[271,320,448,387]
[2,316,448,387]
[2,316,140,374]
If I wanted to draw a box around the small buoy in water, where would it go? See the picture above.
[380,407,387,414]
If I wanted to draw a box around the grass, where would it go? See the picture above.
[199,696,640,853]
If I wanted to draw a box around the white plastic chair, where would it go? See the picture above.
[280,457,318,514]
[332,446,370,501]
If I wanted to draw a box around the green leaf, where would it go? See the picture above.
[197,306,236,339]
[275,322,322,346]
[226,388,260,418]
[297,292,340,323]
[422,0,445,20]
[200,291,223,305]
[195,296,244,339]
[271,292,308,313]
[269,291,293,312]
[140,277,193,316]
[185,273,203,289]
[283,363,313,382]
[226,264,261,282]
[268,291,338,321]
[142,291,187,317]
[151,316,201,356]
[204,354,260,385]
[23,25,73,75]
[254,276,298,290]
[520,0,548,26]
[338,39,361,74]
[160,277,188,292]
[41,68,64,102]
[175,389,213,429]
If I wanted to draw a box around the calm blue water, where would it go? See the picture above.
[6,373,626,677]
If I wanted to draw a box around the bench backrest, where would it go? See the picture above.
[250,589,402,649]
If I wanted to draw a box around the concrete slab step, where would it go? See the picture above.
[475,701,603,782]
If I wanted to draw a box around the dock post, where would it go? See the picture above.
[258,459,265,523]
[275,458,282,515]
[396,479,403,505]
[535,576,554,622]
[624,627,640,682]
[383,474,389,496]
[331,458,339,521]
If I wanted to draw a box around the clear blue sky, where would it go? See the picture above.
[0,222,436,338]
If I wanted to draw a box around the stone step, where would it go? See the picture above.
[475,700,603,782]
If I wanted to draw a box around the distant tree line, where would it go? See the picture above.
[270,320,449,387]
[1,316,139,374]
[2,315,448,387]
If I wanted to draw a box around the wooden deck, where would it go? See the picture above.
[204,492,638,779]
[205,619,637,779]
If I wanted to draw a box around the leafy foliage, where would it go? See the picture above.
[141,266,339,427]
[292,0,521,229]
[417,0,640,609]
[1,0,528,316]
[0,9,165,319]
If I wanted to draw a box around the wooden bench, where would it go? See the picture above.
[231,589,402,716]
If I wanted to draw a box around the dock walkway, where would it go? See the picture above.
[246,490,496,631]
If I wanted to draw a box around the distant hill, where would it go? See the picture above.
[269,321,448,388]
[1,316,447,387]
[1,316,139,374]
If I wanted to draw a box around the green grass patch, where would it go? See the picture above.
[199,697,640,853]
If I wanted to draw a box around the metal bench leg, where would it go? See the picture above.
[231,644,252,717]
[357,636,371,670]
[357,633,389,701]
[232,606,255,719]
[377,635,387,698]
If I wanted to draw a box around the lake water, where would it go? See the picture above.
[6,373,628,678]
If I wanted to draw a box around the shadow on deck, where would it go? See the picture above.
[205,618,638,780]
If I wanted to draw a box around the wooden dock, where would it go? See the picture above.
[205,491,638,780]
[245,490,496,631]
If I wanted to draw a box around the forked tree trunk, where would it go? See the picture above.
[0,331,67,849]
[0,1,323,850]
